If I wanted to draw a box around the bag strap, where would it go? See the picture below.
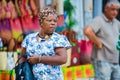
[15,54,28,66]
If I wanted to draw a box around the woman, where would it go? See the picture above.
[20,7,71,80]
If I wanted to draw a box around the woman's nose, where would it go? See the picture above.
[51,21,57,25]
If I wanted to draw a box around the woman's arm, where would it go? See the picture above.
[27,47,68,65]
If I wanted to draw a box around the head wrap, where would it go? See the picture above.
[38,7,57,24]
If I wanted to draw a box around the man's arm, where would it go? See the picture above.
[84,26,102,49]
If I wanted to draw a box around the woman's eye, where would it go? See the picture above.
[54,20,57,22]
[46,20,51,22]
[46,19,57,22]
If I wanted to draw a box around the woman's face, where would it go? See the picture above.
[41,14,57,35]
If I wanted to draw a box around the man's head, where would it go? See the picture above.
[104,0,120,21]
[38,7,58,35]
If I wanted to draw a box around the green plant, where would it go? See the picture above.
[64,0,77,31]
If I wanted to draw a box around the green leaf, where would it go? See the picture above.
[64,0,77,31]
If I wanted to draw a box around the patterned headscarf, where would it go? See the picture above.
[38,7,57,24]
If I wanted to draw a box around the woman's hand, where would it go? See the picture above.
[27,54,39,65]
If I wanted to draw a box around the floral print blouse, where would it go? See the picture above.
[21,32,71,80]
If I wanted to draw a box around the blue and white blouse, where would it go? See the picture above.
[21,32,71,80]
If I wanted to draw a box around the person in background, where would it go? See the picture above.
[84,0,120,80]
[19,7,71,80]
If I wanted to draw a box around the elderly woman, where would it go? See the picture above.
[20,7,71,80]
